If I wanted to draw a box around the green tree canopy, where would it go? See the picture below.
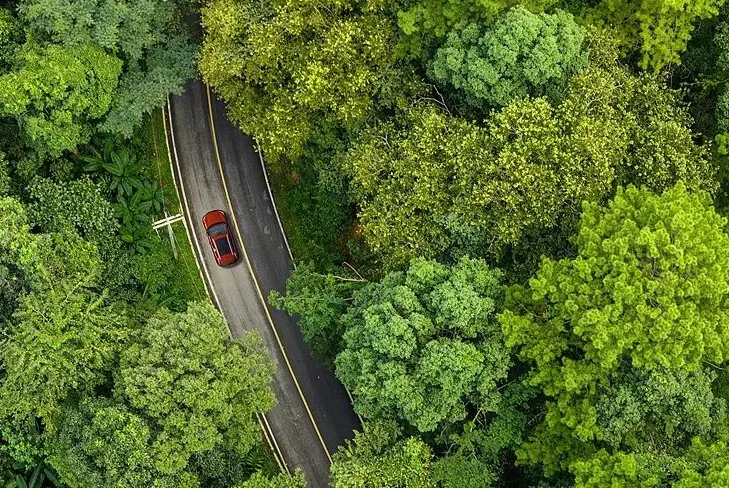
[329,422,436,488]
[345,36,713,268]
[0,42,121,156]
[335,257,509,433]
[18,0,172,64]
[0,198,127,431]
[199,0,415,161]
[48,397,196,488]
[429,7,587,108]
[116,302,275,474]
[396,0,558,56]
[500,183,729,475]
[583,0,724,71]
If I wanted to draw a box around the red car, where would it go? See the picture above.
[202,210,239,267]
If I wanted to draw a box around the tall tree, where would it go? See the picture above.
[116,302,275,474]
[48,397,196,488]
[329,422,437,488]
[0,43,121,156]
[335,257,509,433]
[345,34,714,268]
[500,183,729,476]
[429,7,587,108]
[18,0,198,137]
[396,0,558,57]
[583,0,725,71]
[199,0,415,161]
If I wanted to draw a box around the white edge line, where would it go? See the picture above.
[254,143,294,264]
[164,98,290,475]
[253,139,365,428]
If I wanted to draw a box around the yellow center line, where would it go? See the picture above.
[205,85,334,463]
[164,100,289,475]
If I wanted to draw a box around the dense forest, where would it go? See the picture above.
[2,0,729,486]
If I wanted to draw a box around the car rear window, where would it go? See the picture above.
[216,236,232,255]
[208,223,226,236]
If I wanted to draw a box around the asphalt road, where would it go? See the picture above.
[166,79,360,486]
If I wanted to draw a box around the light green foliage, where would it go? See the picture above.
[329,422,437,488]
[199,0,409,161]
[674,438,729,487]
[429,7,587,108]
[500,184,729,473]
[18,0,172,63]
[270,263,363,363]
[346,35,713,267]
[335,257,509,432]
[49,397,195,488]
[570,439,729,487]
[570,451,660,488]
[584,0,725,70]
[235,471,306,488]
[27,177,118,245]
[116,302,275,474]
[0,234,127,429]
[18,0,196,137]
[0,8,22,66]
[0,43,121,157]
[102,36,198,137]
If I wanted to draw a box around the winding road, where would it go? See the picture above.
[164,79,360,486]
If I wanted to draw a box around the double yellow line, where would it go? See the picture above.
[166,85,337,477]
[204,85,333,465]
[163,98,289,473]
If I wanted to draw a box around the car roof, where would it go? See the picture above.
[215,235,232,255]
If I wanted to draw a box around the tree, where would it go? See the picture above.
[0,235,128,430]
[396,0,558,57]
[335,257,509,433]
[48,397,196,488]
[235,471,306,488]
[26,177,118,245]
[199,0,415,161]
[270,263,364,364]
[116,302,275,474]
[101,36,198,137]
[17,0,197,137]
[500,183,729,475]
[0,8,22,67]
[0,43,121,157]
[329,422,437,488]
[18,0,171,64]
[429,7,587,108]
[583,0,724,71]
[345,34,714,268]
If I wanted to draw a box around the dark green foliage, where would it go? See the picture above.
[0,43,121,157]
[335,257,509,433]
[102,36,198,137]
[396,0,559,57]
[267,133,351,268]
[26,176,118,244]
[429,7,587,109]
[0,8,22,67]
[270,262,362,364]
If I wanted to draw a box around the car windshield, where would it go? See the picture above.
[208,223,227,236]
[215,236,232,255]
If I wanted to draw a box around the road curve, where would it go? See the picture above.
[166,79,360,487]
